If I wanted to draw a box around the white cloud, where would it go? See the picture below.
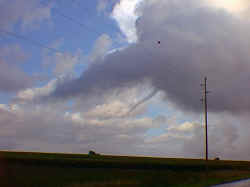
[5,84,162,155]
[84,100,130,119]
[145,121,199,145]
[43,34,112,77]
[89,34,113,64]
[16,79,58,102]
[168,121,196,132]
[0,97,154,154]
[53,51,83,76]
[42,39,84,76]
[111,0,143,43]
[81,86,157,120]
[204,0,250,14]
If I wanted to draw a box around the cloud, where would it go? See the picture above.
[111,0,143,43]
[97,0,116,14]
[16,79,58,102]
[0,0,52,93]
[0,62,32,92]
[0,44,32,92]
[4,83,170,155]
[145,113,250,160]
[89,34,113,64]
[43,34,112,77]
[168,121,197,133]
[71,84,153,117]
[51,51,83,77]
[84,100,131,119]
[4,83,250,159]
[15,74,78,104]
[0,96,157,154]
[182,113,244,160]
[0,0,52,31]
[2,0,250,160]
[127,88,157,115]
[204,0,250,14]
[42,39,84,77]
[45,0,250,115]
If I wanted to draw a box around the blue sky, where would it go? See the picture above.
[1,0,120,77]
[1,0,250,160]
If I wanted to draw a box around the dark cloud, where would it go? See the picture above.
[47,0,250,114]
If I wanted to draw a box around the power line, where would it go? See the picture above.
[0,29,71,56]
[39,0,101,36]
[0,30,169,68]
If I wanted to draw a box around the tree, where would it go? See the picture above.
[88,150,98,156]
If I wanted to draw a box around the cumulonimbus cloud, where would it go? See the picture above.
[47,0,250,114]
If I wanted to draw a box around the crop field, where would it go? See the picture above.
[1,151,250,187]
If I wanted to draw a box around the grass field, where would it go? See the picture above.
[1,151,250,187]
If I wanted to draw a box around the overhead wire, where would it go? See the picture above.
[39,0,102,36]
[0,1,189,120]
[0,29,74,57]
[68,0,117,36]
[0,0,190,116]
[1,0,182,75]
[0,0,105,57]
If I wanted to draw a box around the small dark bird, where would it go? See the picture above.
[158,41,161,44]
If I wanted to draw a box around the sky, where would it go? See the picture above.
[1,0,250,160]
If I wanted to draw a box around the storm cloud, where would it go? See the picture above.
[47,0,250,115]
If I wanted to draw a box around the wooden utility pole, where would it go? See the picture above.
[202,77,208,161]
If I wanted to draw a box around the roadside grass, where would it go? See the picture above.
[1,151,250,187]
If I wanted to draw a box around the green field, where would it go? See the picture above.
[1,151,250,187]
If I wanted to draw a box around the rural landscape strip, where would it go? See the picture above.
[1,151,250,187]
